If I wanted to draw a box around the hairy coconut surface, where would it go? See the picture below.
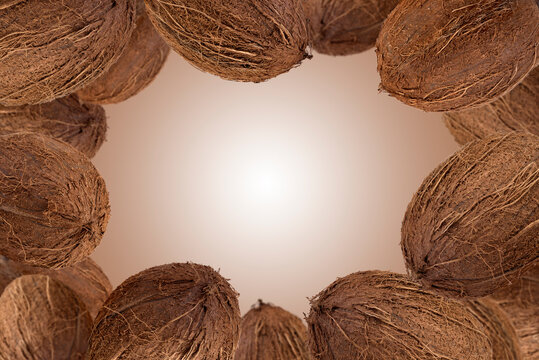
[306,271,493,360]
[444,67,539,145]
[234,300,310,360]
[0,274,93,360]
[376,0,539,112]
[0,94,107,158]
[0,132,110,269]
[77,0,170,104]
[401,132,539,297]
[88,263,241,360]
[305,0,399,56]
[0,0,136,106]
[144,0,311,82]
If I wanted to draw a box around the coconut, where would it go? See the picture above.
[144,0,311,82]
[444,67,539,145]
[306,271,493,360]
[376,0,539,112]
[87,262,241,360]
[0,132,110,269]
[0,274,93,360]
[0,94,107,158]
[305,0,399,56]
[0,0,136,106]
[401,132,538,297]
[77,0,170,104]
[234,300,310,360]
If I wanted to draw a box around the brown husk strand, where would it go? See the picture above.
[77,0,170,104]
[444,67,539,145]
[0,274,93,360]
[376,0,539,112]
[0,94,107,158]
[144,0,311,82]
[234,300,310,360]
[0,132,110,269]
[88,262,241,360]
[306,271,493,360]
[0,256,112,319]
[305,0,399,56]
[401,132,539,297]
[0,0,136,106]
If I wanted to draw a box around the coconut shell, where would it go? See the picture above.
[306,271,493,360]
[88,262,241,360]
[0,0,136,106]
[444,67,539,145]
[401,132,539,298]
[235,300,310,360]
[144,0,311,83]
[0,132,110,269]
[376,0,539,112]
[0,94,107,158]
[0,274,93,360]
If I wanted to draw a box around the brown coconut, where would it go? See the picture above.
[444,67,539,145]
[401,132,539,298]
[234,300,310,360]
[305,0,400,56]
[0,132,110,269]
[87,262,241,360]
[144,0,311,82]
[0,256,112,319]
[77,0,170,104]
[376,0,539,112]
[0,0,136,106]
[0,94,107,158]
[0,274,93,360]
[306,271,494,360]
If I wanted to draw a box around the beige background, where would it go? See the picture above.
[92,49,459,318]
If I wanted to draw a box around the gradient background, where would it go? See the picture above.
[91,49,459,318]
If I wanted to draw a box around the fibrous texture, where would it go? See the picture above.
[306,271,493,360]
[144,0,311,82]
[376,0,539,112]
[402,132,539,297]
[0,0,136,106]
[0,274,93,360]
[0,132,110,269]
[0,94,107,158]
[88,263,241,360]
[234,300,310,360]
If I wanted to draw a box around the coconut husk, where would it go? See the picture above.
[0,132,110,269]
[144,0,311,82]
[401,132,539,297]
[234,300,310,360]
[0,94,107,158]
[376,0,539,112]
[87,262,241,360]
[0,274,93,360]
[0,0,136,106]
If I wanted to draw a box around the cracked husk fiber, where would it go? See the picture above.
[0,274,93,360]
[88,262,241,360]
[144,0,311,82]
[0,256,112,319]
[0,0,136,106]
[0,132,110,269]
[401,132,539,298]
[306,271,493,360]
[234,300,310,360]
[0,94,107,158]
[444,67,539,145]
[305,0,399,56]
[376,0,539,112]
[77,0,170,104]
